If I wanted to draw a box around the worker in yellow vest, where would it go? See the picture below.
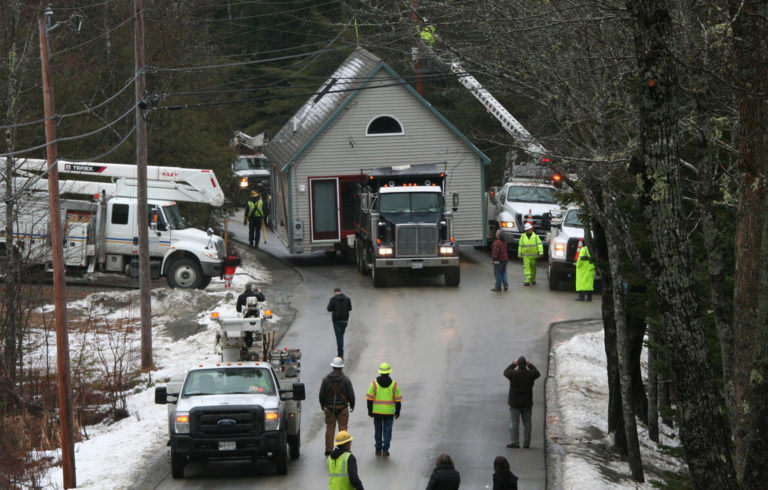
[575,244,595,301]
[327,431,364,490]
[366,362,402,457]
[243,190,264,248]
[517,223,544,286]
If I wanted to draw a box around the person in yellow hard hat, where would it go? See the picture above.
[243,190,264,248]
[366,362,402,457]
[328,430,364,490]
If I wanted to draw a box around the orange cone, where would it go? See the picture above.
[575,238,583,262]
[527,209,534,226]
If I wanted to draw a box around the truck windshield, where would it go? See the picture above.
[563,209,583,227]
[233,156,269,172]
[506,186,557,204]
[182,368,276,396]
[379,192,443,214]
[162,204,188,230]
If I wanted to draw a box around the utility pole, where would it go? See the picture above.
[134,0,153,370]
[410,0,424,95]
[38,13,76,489]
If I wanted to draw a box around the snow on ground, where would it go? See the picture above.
[38,271,686,488]
[554,330,687,489]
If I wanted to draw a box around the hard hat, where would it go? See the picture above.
[330,357,345,368]
[524,223,533,231]
[378,362,392,374]
[250,190,259,197]
[335,431,353,445]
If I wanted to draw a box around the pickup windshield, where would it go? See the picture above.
[162,204,188,230]
[182,368,276,396]
[563,209,583,227]
[378,192,443,214]
[506,185,557,204]
[234,156,269,172]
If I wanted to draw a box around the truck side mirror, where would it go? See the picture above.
[155,386,167,404]
[452,192,459,212]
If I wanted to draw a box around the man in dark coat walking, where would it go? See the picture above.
[503,356,540,448]
[326,287,352,358]
[319,357,356,456]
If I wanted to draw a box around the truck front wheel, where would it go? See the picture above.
[288,430,300,460]
[166,258,203,289]
[372,267,388,288]
[170,447,186,479]
[273,441,288,475]
[444,267,460,287]
[548,263,561,291]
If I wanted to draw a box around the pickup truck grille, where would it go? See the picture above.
[396,224,437,257]
[516,214,552,236]
[190,406,264,437]
[565,237,582,263]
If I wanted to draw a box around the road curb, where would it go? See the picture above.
[544,318,603,490]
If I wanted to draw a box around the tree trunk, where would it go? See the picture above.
[628,0,737,486]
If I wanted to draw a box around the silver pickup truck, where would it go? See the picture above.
[155,358,304,479]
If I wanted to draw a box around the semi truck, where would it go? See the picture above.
[1,158,226,289]
[353,163,461,287]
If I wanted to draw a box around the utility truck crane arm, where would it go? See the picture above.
[13,158,225,206]
[449,62,546,158]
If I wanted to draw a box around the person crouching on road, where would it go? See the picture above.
[320,357,356,456]
[236,283,265,317]
[491,229,509,292]
[492,455,519,489]
[517,223,543,286]
[366,362,402,457]
[425,453,461,490]
[328,431,364,490]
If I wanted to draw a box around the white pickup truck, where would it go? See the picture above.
[154,359,304,479]
[547,206,601,291]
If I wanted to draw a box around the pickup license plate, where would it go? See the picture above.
[411,262,423,269]
[219,441,236,451]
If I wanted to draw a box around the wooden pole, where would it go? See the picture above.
[38,16,76,489]
[134,0,153,370]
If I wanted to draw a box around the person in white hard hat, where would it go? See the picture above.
[319,357,355,456]
[517,222,543,286]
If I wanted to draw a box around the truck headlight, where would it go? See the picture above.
[174,412,190,434]
[439,246,455,256]
[239,178,249,188]
[377,246,393,256]
[265,409,279,430]
[500,221,515,230]
[552,242,566,259]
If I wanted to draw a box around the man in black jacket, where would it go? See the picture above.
[503,356,540,448]
[319,357,356,456]
[326,287,352,358]
[236,283,265,317]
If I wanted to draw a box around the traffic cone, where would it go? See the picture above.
[527,209,534,226]
[223,254,241,289]
[575,238,583,262]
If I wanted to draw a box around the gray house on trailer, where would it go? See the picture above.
[265,48,490,255]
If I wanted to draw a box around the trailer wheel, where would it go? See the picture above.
[444,267,460,287]
[167,258,203,289]
[170,447,186,479]
[288,430,301,460]
[372,267,388,288]
[272,441,288,475]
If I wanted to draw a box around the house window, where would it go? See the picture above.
[366,115,403,135]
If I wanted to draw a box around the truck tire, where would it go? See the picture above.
[548,263,561,291]
[166,258,203,289]
[444,267,460,287]
[372,267,388,288]
[170,447,185,479]
[288,430,300,460]
[199,275,212,289]
[357,242,371,276]
[273,441,288,475]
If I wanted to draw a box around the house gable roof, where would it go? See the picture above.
[265,47,490,172]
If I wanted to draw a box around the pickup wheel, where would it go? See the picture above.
[167,258,203,289]
[170,447,186,479]
[372,267,388,288]
[199,275,212,289]
[288,430,301,460]
[548,263,561,291]
[444,267,460,287]
[273,441,288,475]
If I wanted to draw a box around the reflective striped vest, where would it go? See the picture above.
[366,380,402,415]
[247,199,263,218]
[518,232,543,258]
[328,452,354,490]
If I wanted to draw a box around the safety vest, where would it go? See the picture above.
[328,452,354,490]
[575,245,596,291]
[247,199,264,218]
[518,232,543,258]
[420,26,436,46]
[366,380,402,415]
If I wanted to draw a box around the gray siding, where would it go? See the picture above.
[288,73,484,248]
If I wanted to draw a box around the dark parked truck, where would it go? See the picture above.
[155,361,305,479]
[353,163,460,287]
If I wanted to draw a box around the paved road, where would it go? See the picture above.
[149,215,600,489]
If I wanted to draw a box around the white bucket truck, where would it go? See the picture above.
[1,158,226,289]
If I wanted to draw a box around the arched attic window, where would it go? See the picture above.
[366,115,404,136]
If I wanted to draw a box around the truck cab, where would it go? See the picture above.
[155,361,304,479]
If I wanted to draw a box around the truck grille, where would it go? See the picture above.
[565,237,582,264]
[396,224,437,257]
[516,214,552,236]
[190,406,264,437]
